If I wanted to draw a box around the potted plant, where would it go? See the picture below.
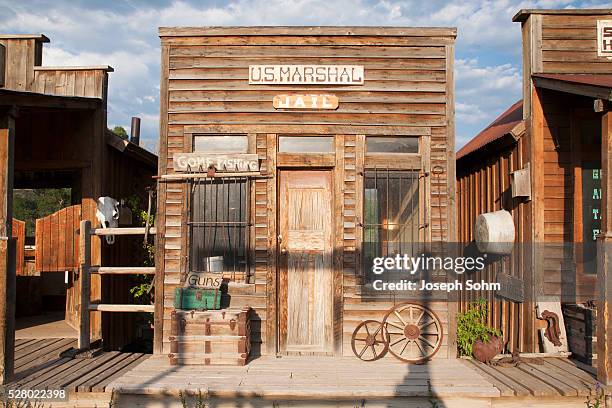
[457,298,503,364]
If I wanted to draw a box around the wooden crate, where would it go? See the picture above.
[169,307,250,366]
[563,303,597,367]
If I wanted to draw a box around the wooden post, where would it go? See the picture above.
[598,110,612,386]
[0,109,15,384]
[78,220,91,350]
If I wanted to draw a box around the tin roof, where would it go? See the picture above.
[456,100,523,161]
[533,74,612,100]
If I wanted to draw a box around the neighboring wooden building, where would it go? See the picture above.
[457,9,612,385]
[156,27,457,359]
[0,34,157,381]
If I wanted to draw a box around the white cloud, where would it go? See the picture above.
[0,0,610,152]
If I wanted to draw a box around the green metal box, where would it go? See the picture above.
[174,287,221,310]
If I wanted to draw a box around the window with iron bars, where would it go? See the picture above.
[362,169,421,283]
[188,177,250,282]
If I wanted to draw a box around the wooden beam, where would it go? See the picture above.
[0,90,100,110]
[184,124,431,136]
[159,26,457,38]
[78,220,91,350]
[88,304,155,313]
[153,43,169,356]
[531,87,545,300]
[0,110,15,384]
[533,77,612,102]
[0,44,5,88]
[90,266,155,275]
[597,110,612,386]
[90,227,157,236]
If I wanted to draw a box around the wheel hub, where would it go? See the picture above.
[404,324,420,340]
[365,334,376,346]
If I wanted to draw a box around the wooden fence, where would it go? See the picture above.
[35,204,81,273]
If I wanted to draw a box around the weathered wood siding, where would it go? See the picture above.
[539,14,612,74]
[0,36,44,91]
[34,204,81,273]
[158,27,456,357]
[457,134,535,353]
[33,68,110,99]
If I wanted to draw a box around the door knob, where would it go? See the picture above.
[280,247,287,254]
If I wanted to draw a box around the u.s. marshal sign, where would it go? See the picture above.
[249,65,364,85]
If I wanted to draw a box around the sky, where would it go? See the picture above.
[1,0,611,153]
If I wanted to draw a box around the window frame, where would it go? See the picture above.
[359,135,428,287]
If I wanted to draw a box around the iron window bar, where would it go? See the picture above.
[187,176,252,284]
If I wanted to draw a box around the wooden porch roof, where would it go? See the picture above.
[533,74,612,101]
[0,88,101,110]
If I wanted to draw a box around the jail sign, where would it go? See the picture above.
[249,65,364,84]
[173,153,259,172]
[273,94,339,110]
[598,20,612,58]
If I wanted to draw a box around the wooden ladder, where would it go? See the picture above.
[77,220,156,349]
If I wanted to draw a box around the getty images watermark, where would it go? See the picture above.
[369,253,500,292]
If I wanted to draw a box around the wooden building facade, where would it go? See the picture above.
[156,27,457,359]
[0,34,157,382]
[456,9,612,385]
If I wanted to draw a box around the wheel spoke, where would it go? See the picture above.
[354,337,368,342]
[400,338,410,355]
[387,321,404,330]
[420,336,437,349]
[419,320,435,329]
[394,310,407,326]
[390,336,407,347]
[364,324,371,336]
[415,339,426,356]
[415,310,425,325]
[358,344,369,358]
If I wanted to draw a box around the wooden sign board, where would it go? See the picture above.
[173,153,259,172]
[495,271,524,303]
[273,94,338,110]
[598,20,612,58]
[185,272,223,289]
[249,65,364,85]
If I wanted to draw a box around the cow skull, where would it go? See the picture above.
[96,196,119,244]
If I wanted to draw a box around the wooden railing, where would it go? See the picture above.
[78,220,156,349]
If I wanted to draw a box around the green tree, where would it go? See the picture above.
[111,126,128,139]
[13,189,71,236]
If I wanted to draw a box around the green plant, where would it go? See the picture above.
[125,195,155,303]
[585,382,605,408]
[179,389,209,408]
[456,298,501,357]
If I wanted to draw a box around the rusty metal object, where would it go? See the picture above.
[351,320,389,361]
[382,303,443,364]
[473,335,503,365]
[541,310,562,347]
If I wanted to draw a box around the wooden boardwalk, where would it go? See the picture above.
[9,338,150,393]
[106,355,604,407]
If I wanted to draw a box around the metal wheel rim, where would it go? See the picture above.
[351,320,389,361]
[382,302,443,363]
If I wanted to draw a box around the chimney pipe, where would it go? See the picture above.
[130,117,141,145]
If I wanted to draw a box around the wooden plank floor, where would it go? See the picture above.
[462,357,601,398]
[107,355,603,401]
[8,338,150,393]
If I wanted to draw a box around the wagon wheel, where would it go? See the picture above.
[351,320,389,361]
[382,303,443,364]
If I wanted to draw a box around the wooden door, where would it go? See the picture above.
[279,170,334,354]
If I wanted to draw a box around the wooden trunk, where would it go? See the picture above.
[563,303,597,367]
[169,307,251,365]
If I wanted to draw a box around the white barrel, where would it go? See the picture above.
[474,210,515,254]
